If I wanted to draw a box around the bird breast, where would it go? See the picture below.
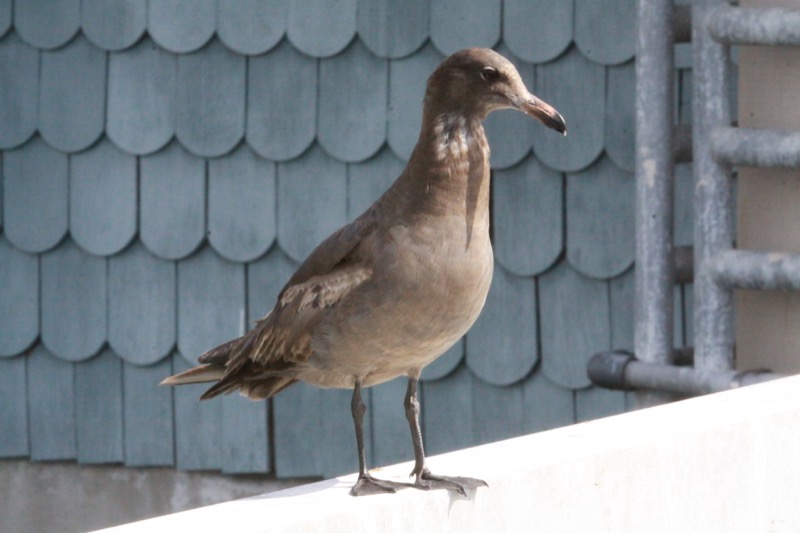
[307,217,493,387]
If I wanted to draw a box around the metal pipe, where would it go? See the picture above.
[692,1,735,373]
[673,246,694,284]
[672,346,694,366]
[674,124,693,163]
[588,351,783,396]
[635,0,676,408]
[708,250,800,291]
[710,127,800,169]
[708,6,800,47]
[673,5,693,44]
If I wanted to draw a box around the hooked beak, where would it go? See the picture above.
[514,94,567,135]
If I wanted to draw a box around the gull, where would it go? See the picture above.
[162,47,566,496]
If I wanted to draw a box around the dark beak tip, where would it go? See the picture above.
[546,113,567,136]
[521,99,567,136]
[558,114,567,136]
[515,94,567,136]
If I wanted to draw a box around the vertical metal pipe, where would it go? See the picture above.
[635,0,676,407]
[692,0,734,373]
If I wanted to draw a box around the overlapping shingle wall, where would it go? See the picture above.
[0,0,693,478]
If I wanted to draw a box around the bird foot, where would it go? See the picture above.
[413,470,488,496]
[349,474,408,497]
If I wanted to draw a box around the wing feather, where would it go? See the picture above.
[197,203,381,399]
[251,263,372,365]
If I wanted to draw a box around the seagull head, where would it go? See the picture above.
[426,48,567,135]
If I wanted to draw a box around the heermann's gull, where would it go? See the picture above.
[162,48,566,497]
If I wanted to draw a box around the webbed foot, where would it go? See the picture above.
[350,474,409,496]
[413,469,488,496]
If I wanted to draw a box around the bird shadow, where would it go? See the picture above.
[247,475,485,503]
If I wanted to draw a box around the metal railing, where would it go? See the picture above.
[591,0,800,400]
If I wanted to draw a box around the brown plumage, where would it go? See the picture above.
[161,47,566,496]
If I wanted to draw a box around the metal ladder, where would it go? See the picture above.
[590,0,800,404]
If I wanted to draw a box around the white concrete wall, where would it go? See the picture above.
[97,375,800,533]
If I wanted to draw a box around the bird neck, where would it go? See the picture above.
[394,110,491,246]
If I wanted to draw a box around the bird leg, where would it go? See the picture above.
[404,376,488,496]
[349,380,408,496]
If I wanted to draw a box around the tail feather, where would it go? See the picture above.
[161,316,298,401]
[242,377,298,399]
[198,337,242,365]
[202,376,297,401]
[199,377,240,400]
[159,364,224,386]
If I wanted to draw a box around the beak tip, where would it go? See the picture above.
[546,114,567,136]
[521,96,567,136]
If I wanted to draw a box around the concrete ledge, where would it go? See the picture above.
[98,376,800,532]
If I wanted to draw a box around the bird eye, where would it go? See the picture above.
[480,67,499,82]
